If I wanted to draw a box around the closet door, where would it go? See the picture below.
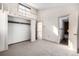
[37,22,42,40]
[8,17,30,45]
[0,11,8,52]
[31,20,36,42]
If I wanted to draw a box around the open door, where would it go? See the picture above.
[58,16,69,45]
[60,20,69,45]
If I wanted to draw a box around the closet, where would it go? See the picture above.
[8,16,31,44]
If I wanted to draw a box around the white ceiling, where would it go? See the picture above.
[27,3,77,10]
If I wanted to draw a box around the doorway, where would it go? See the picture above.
[60,21,69,45]
[59,16,69,46]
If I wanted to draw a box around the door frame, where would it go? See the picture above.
[58,15,69,44]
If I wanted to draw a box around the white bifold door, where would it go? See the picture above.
[8,16,30,45]
[0,11,8,51]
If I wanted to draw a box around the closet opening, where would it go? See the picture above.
[8,16,31,45]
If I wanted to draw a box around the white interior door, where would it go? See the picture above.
[31,20,36,42]
[59,20,64,41]
[0,11,8,51]
[37,22,42,40]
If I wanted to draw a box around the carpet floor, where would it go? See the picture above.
[0,40,78,56]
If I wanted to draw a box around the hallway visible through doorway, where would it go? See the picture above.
[60,21,69,45]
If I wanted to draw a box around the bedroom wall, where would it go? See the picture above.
[0,3,38,52]
[38,4,79,52]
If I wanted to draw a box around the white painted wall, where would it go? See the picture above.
[8,16,30,44]
[38,4,79,52]
[38,6,71,43]
[3,3,38,20]
[3,3,18,15]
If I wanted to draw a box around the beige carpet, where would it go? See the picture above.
[0,40,78,56]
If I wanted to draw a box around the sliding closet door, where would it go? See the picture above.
[8,16,30,45]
